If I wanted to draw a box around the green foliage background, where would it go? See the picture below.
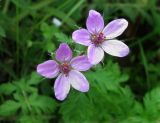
[0,0,160,122]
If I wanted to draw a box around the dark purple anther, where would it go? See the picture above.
[59,63,71,75]
[91,32,105,46]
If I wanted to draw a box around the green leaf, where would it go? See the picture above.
[120,116,149,123]
[11,0,31,9]
[0,83,16,95]
[40,22,56,40]
[29,93,57,114]
[19,115,46,123]
[54,32,73,44]
[59,61,133,123]
[27,72,42,85]
[74,44,86,55]
[60,93,94,123]
[85,61,129,91]
[143,87,160,121]
[13,93,31,114]
[13,79,27,92]
[0,100,20,116]
[45,42,56,52]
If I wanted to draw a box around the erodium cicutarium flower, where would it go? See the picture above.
[72,10,130,65]
[37,43,92,101]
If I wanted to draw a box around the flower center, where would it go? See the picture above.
[59,63,71,75]
[91,32,105,46]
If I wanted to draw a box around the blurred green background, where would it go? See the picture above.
[0,0,160,123]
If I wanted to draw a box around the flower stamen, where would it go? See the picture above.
[91,32,105,46]
[59,63,71,75]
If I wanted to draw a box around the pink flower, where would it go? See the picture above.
[37,43,92,101]
[72,10,130,65]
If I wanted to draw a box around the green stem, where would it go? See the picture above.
[16,4,20,76]
[22,91,32,112]
[138,42,150,89]
[62,0,85,24]
[58,0,72,10]
[21,91,36,121]
[2,0,10,14]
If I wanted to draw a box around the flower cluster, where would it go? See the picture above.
[37,10,130,100]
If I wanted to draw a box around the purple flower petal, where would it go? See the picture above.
[70,55,92,71]
[103,19,128,39]
[37,60,59,78]
[54,74,70,101]
[56,43,72,62]
[86,10,104,34]
[69,70,89,92]
[101,40,129,57]
[87,44,104,65]
[72,29,91,46]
